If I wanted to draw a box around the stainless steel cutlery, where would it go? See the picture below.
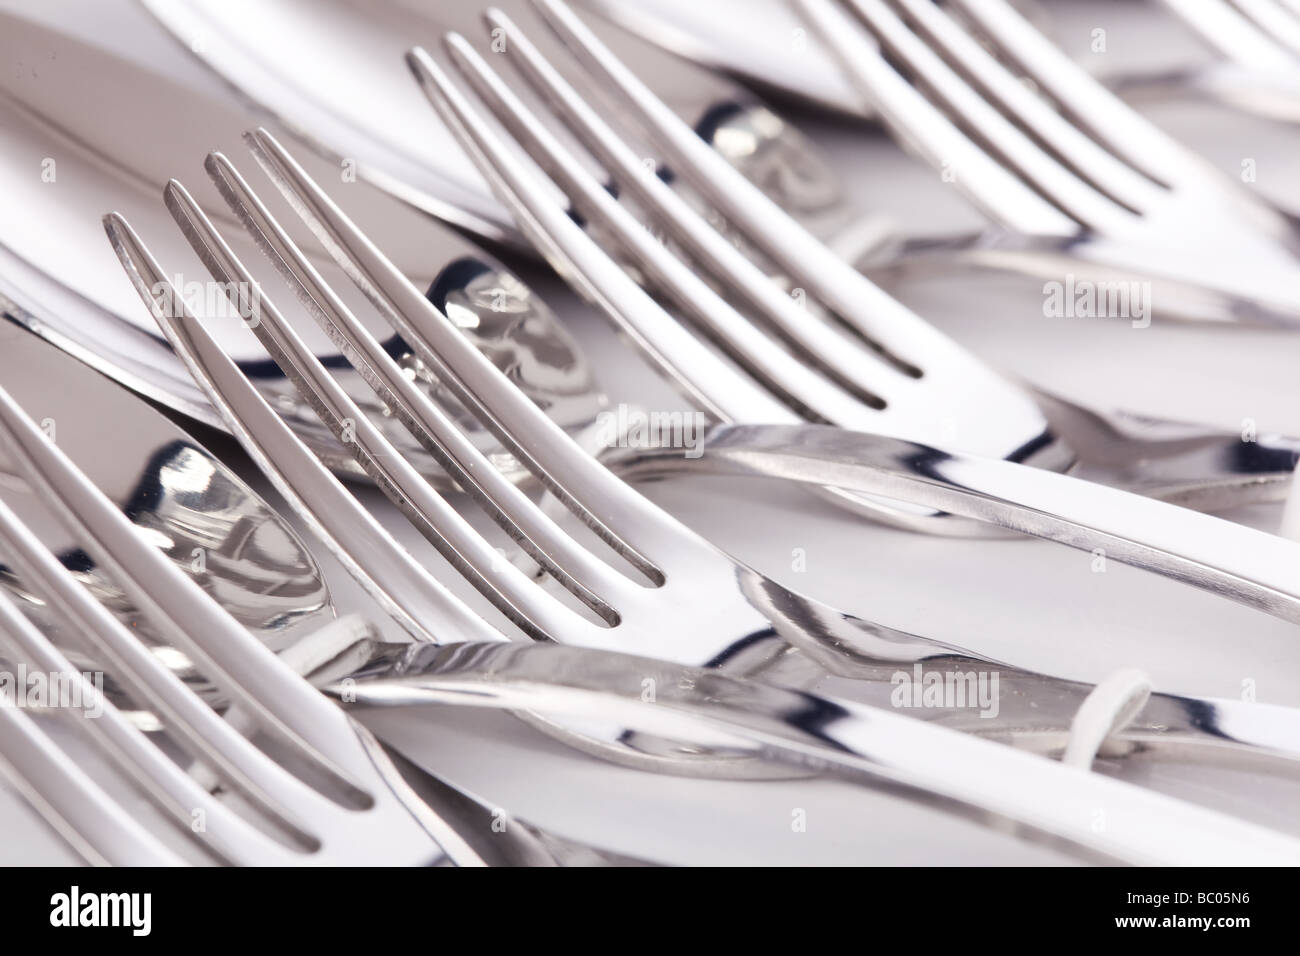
[406,0,1300,534]
[798,0,1300,327]
[0,8,606,485]
[9,373,1294,864]
[0,318,331,719]
[4,0,1300,867]
[101,124,1300,784]
[137,0,861,252]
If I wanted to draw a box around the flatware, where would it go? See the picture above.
[575,0,1300,129]
[403,0,1300,531]
[0,381,487,865]
[330,640,1300,865]
[0,317,332,719]
[100,130,1300,778]
[137,0,860,252]
[1096,0,1300,127]
[9,377,1295,865]
[1161,0,1300,73]
[0,7,606,485]
[796,0,1300,327]
[0,375,685,866]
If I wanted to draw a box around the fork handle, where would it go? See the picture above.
[334,641,1300,865]
[909,667,1300,775]
[615,422,1300,626]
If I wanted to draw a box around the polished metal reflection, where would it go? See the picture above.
[331,640,1300,865]
[0,7,607,486]
[424,0,1300,527]
[138,0,857,250]
[798,0,1300,327]
[10,356,1295,866]
[610,392,1300,516]
[0,323,330,715]
[416,257,609,476]
[402,0,1300,544]
[104,137,1300,781]
[1117,0,1300,125]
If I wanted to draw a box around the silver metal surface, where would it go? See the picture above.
[8,435,1297,866]
[570,0,1056,118]
[575,0,1300,131]
[0,7,607,485]
[137,0,860,251]
[1110,1,1300,124]
[9,352,1295,866]
[567,0,1300,202]
[0,377,682,866]
[575,0,872,116]
[10,0,1299,867]
[1161,0,1300,72]
[406,0,1300,531]
[101,128,1300,782]
[792,0,1300,327]
[0,319,330,718]
[329,640,1300,865]
[413,2,1070,534]
[0,382,480,865]
[92,197,1300,862]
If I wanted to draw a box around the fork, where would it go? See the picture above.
[1161,0,1300,71]
[1098,0,1300,127]
[0,372,928,864]
[328,640,1300,865]
[101,121,1300,779]
[0,385,488,865]
[792,0,1300,327]
[403,0,1300,532]
[389,2,1300,556]
[9,380,1294,865]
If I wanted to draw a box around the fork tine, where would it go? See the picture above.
[109,212,713,859]
[949,0,1206,189]
[0,712,176,866]
[826,0,1132,231]
[0,489,325,864]
[532,0,1080,283]
[105,214,510,650]
[408,48,799,422]
[0,601,184,865]
[0,381,377,800]
[203,151,646,620]
[242,127,681,573]
[161,179,602,641]
[527,0,1053,448]
[0,463,359,849]
[882,0,1164,213]
[1163,0,1296,67]
[475,12,927,417]
[0,439,488,865]
[1230,0,1300,56]
[439,31,894,428]
[793,0,1064,236]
